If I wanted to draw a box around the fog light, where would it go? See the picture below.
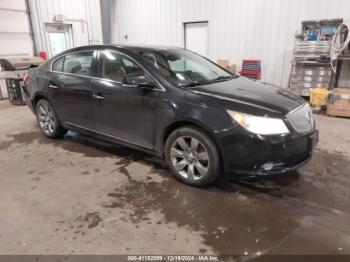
[260,162,284,171]
[261,162,275,170]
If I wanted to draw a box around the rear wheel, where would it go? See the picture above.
[165,126,221,187]
[35,99,67,138]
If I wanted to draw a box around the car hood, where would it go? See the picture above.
[188,77,306,115]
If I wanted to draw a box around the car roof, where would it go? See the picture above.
[62,44,183,54]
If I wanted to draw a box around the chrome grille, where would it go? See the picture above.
[286,104,315,134]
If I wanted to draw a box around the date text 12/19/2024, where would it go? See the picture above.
[127,255,219,261]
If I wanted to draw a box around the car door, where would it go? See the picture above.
[48,50,97,130]
[91,50,160,150]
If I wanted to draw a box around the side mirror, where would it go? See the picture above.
[122,73,157,88]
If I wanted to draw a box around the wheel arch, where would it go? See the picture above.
[32,93,50,110]
[160,119,223,162]
[32,93,65,128]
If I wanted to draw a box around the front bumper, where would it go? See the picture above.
[218,128,318,178]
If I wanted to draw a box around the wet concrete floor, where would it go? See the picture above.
[0,100,350,256]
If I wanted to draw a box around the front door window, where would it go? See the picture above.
[100,50,144,82]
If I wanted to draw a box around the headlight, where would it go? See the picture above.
[227,110,289,135]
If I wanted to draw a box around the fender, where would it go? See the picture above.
[156,116,224,159]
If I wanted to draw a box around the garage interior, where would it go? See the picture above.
[1,0,350,259]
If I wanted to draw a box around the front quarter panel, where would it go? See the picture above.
[154,88,234,157]
[180,89,316,177]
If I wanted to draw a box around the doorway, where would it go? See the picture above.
[184,22,209,57]
[45,24,73,57]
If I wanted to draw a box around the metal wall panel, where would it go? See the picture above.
[0,0,34,57]
[112,0,350,88]
[29,0,103,57]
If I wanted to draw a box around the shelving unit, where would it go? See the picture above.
[288,19,342,97]
[288,41,333,96]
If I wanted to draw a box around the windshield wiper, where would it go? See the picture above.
[210,75,235,82]
[178,76,235,88]
[178,81,202,88]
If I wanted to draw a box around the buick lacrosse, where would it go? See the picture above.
[23,45,318,186]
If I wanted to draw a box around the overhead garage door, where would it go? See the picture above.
[0,0,34,57]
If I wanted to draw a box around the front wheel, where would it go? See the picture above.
[35,99,67,139]
[164,126,221,187]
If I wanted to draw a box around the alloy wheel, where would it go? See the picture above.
[38,104,56,135]
[170,136,209,181]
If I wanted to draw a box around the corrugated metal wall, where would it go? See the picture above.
[112,0,350,88]
[29,0,103,56]
[0,0,34,57]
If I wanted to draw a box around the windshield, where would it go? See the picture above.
[138,49,235,87]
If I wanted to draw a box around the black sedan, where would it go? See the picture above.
[23,45,318,186]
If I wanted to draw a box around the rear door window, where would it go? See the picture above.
[62,51,94,76]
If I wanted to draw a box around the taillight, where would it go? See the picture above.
[23,73,30,86]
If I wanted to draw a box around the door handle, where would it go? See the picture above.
[92,94,104,100]
[49,84,59,89]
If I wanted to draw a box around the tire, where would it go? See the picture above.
[164,126,221,187]
[35,99,67,139]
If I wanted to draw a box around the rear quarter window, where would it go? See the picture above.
[51,57,64,72]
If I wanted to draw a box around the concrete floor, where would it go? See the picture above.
[0,100,350,256]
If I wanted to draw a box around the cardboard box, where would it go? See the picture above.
[217,59,229,70]
[217,59,236,74]
[228,64,236,74]
[327,88,350,117]
[333,88,350,94]
[327,104,350,117]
